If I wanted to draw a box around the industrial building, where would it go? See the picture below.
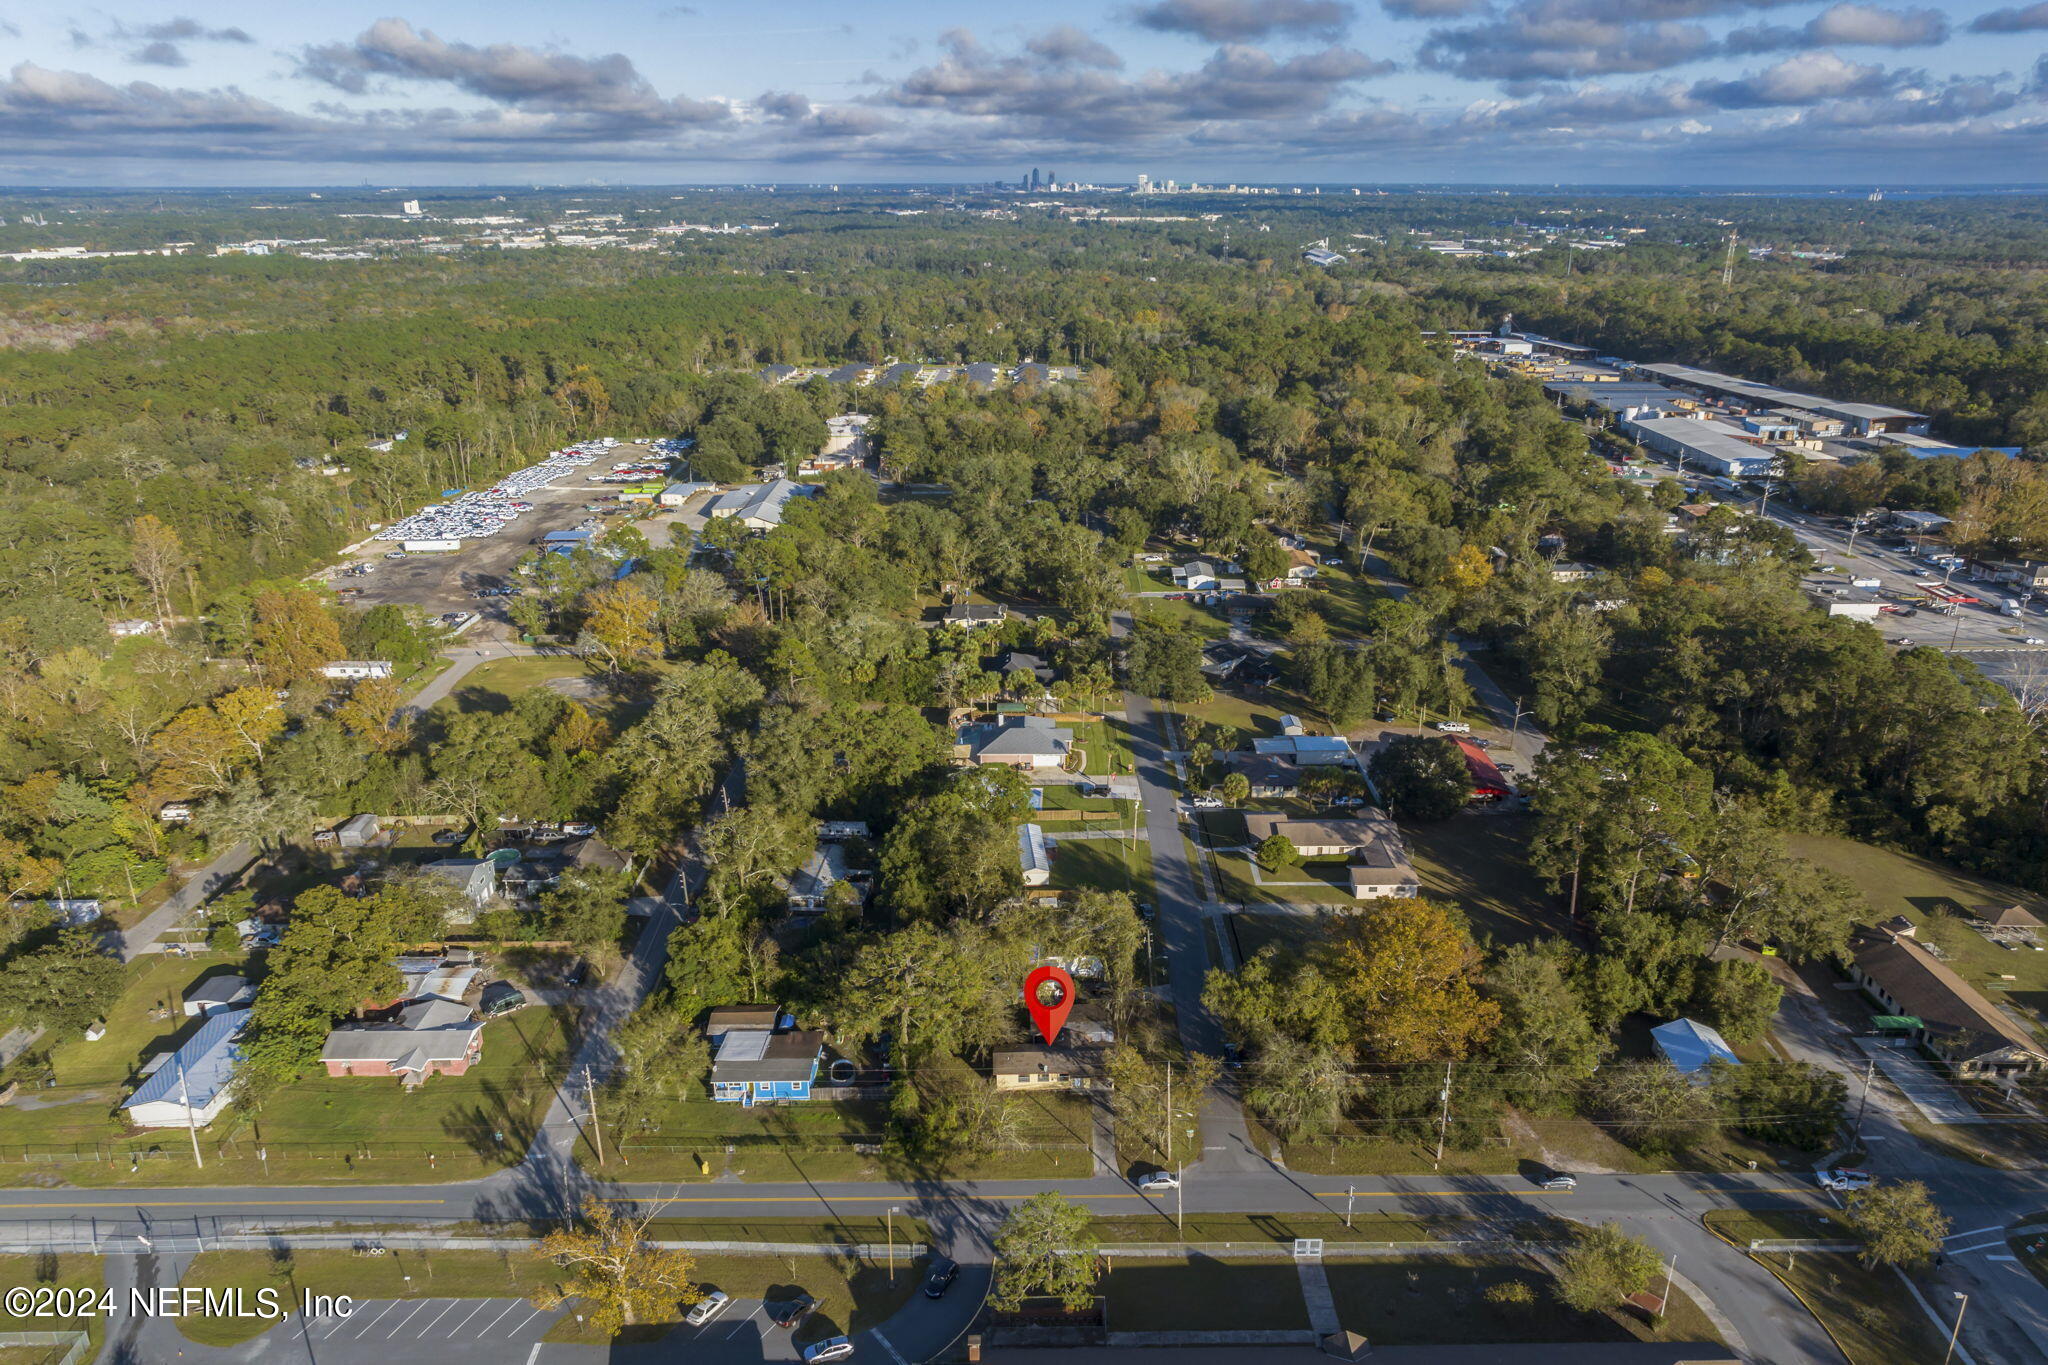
[1631,363,1928,436]
[1618,415,1783,479]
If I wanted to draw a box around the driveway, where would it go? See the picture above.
[1852,1037,1987,1125]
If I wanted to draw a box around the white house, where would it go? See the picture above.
[109,619,159,638]
[321,661,395,680]
[124,1010,246,1128]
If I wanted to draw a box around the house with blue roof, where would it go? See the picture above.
[124,1009,247,1129]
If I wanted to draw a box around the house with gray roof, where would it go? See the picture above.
[958,716,1074,770]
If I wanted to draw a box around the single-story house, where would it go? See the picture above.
[1264,549,1319,589]
[1849,924,2048,1078]
[124,1010,246,1129]
[819,821,871,843]
[423,858,497,906]
[658,482,714,508]
[992,1045,1108,1092]
[182,974,256,1017]
[335,813,381,847]
[788,842,852,913]
[320,661,394,680]
[1019,824,1052,886]
[958,716,1073,770]
[320,1021,484,1082]
[988,650,1056,684]
[1251,735,1355,766]
[1549,562,1599,583]
[562,834,631,876]
[706,1004,783,1038]
[709,1018,826,1105]
[1170,560,1241,591]
[942,603,1007,628]
[1243,813,1394,859]
[703,478,817,532]
[1277,714,1306,736]
[1222,753,1302,798]
[1651,1018,1741,1082]
[110,619,159,638]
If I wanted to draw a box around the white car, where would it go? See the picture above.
[1137,1171,1180,1193]
[685,1291,730,1326]
[561,822,598,836]
[802,1338,854,1363]
[2026,637,2047,646]
[1431,721,1471,734]
[1817,1168,1873,1192]
[1189,796,1224,810]
[1538,1174,1578,1191]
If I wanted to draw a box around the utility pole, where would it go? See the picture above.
[1433,1061,1453,1170]
[177,1054,203,1170]
[1508,696,1531,753]
[1163,1061,1172,1169]
[887,1206,897,1284]
[1661,1254,1678,1316]
[1345,1185,1356,1230]
[583,1066,605,1167]
[1854,1058,1876,1136]
[1943,1292,1969,1365]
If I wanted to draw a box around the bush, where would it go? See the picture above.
[1486,1278,1536,1307]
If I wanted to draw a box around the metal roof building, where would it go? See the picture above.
[124,1009,246,1128]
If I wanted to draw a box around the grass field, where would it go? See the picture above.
[1049,836,1155,904]
[1101,1255,1308,1332]
[1091,1212,1447,1244]
[1404,814,1572,949]
[0,1002,574,1187]
[0,952,238,1151]
[1705,1210,1946,1365]
[1132,596,1233,640]
[174,1245,926,1350]
[1790,833,2048,1030]
[0,1254,107,1359]
[1321,1254,1721,1347]
[436,655,602,706]
[1064,717,1136,777]
[609,1089,1095,1183]
[1169,686,1303,751]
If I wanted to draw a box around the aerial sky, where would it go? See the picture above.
[0,0,2044,185]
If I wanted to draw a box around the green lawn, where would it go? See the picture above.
[1132,596,1232,640]
[1403,814,1573,949]
[0,1255,106,1359]
[1091,1212,1444,1244]
[1064,718,1136,777]
[0,952,239,1153]
[1101,1255,1308,1332]
[1049,836,1155,904]
[1170,688,1303,751]
[1321,1254,1722,1347]
[1123,565,1176,593]
[437,654,602,704]
[1790,832,2048,1030]
[1705,1212,1946,1365]
[1210,850,1359,906]
[610,1089,1095,1183]
[0,1003,574,1187]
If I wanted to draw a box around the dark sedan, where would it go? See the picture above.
[923,1257,958,1299]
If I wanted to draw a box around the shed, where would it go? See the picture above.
[335,813,381,848]
[1651,1017,1741,1081]
[1019,824,1052,886]
[1976,903,2044,929]
[182,974,255,1017]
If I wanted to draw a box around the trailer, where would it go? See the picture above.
[401,537,461,553]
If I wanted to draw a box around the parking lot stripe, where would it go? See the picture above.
[447,1302,488,1336]
[872,1327,908,1365]
[344,1302,396,1338]
[503,1308,545,1337]
[385,1300,434,1337]
[474,1302,518,1336]
[419,1300,459,1335]
[726,1307,760,1340]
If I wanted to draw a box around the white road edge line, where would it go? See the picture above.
[872,1327,909,1365]
[1894,1268,1976,1365]
[1945,1225,2007,1241]
[1947,1241,2009,1256]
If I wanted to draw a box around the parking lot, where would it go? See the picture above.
[286,1293,814,1363]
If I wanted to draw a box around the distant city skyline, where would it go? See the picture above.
[0,0,2042,186]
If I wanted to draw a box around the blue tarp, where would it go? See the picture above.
[1651,1018,1740,1077]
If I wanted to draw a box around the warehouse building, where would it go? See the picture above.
[1619,415,1783,479]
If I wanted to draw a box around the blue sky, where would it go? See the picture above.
[0,0,2043,184]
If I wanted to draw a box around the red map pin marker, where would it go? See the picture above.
[1023,964,1076,1045]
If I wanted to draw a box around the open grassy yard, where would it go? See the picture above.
[1211,850,1359,907]
[0,1255,107,1359]
[1132,595,1233,640]
[1321,1254,1722,1347]
[1101,1255,1308,1332]
[0,952,238,1151]
[1790,833,2048,1031]
[610,1088,1095,1183]
[0,1001,574,1187]
[1169,686,1304,751]
[1404,814,1572,949]
[1705,1211,1946,1365]
[1063,717,1135,777]
[1048,835,1155,904]
[174,1245,926,1350]
[436,654,602,705]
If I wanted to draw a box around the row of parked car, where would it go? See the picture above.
[679,1258,961,1361]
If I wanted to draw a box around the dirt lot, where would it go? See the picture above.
[321,470,704,625]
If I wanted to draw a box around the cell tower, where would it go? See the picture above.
[1721,228,1739,289]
